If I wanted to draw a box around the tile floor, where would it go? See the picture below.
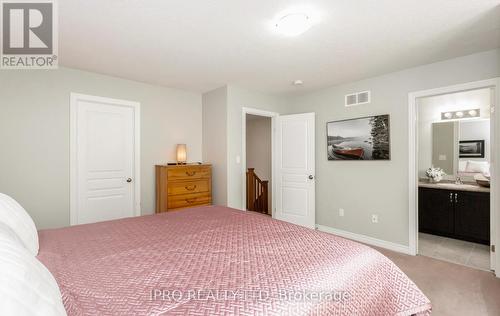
[418,233,490,271]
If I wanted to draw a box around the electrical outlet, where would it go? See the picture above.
[339,208,345,217]
[371,214,379,223]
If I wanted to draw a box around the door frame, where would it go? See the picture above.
[408,78,500,276]
[70,93,141,226]
[241,107,278,216]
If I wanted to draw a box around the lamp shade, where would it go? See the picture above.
[176,144,187,164]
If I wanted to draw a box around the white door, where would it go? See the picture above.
[275,113,315,229]
[70,94,140,225]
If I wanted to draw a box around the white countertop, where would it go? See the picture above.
[419,181,490,193]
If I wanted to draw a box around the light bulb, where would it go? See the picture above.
[275,13,312,36]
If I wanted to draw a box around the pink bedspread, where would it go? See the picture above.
[38,206,431,315]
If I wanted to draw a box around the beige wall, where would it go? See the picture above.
[284,49,500,246]
[246,115,272,212]
[0,67,202,229]
[201,85,285,210]
[202,87,228,205]
[431,122,457,175]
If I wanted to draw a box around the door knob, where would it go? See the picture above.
[308,175,314,180]
[126,178,132,183]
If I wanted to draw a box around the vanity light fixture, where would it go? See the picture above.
[441,109,480,120]
[468,109,478,117]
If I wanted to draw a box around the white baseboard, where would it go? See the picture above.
[316,224,411,255]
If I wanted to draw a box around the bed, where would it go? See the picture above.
[37,206,431,315]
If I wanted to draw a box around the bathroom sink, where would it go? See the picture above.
[418,180,490,192]
[434,183,477,190]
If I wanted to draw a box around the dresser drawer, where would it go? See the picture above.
[167,166,211,180]
[167,192,211,209]
[167,179,210,196]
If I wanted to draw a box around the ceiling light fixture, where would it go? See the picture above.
[293,80,304,86]
[275,13,312,36]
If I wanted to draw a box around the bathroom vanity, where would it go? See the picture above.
[418,181,490,245]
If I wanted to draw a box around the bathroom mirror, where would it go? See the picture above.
[430,119,490,179]
[417,88,492,181]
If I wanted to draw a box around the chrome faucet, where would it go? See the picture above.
[455,176,463,185]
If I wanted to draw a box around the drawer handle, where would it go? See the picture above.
[185,198,197,203]
[185,185,197,191]
[186,171,197,176]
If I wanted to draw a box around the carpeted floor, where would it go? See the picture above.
[378,248,500,316]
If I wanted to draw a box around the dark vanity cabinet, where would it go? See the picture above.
[419,187,490,245]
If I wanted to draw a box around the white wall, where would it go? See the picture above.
[0,67,202,229]
[202,87,228,205]
[246,115,272,212]
[284,49,500,246]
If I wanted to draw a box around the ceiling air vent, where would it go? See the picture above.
[345,91,371,107]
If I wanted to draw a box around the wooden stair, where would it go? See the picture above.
[246,168,269,214]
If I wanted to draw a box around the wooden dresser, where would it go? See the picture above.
[155,164,212,213]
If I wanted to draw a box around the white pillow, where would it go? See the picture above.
[0,223,67,316]
[0,193,39,255]
[458,160,468,172]
[465,161,490,174]
[0,221,25,251]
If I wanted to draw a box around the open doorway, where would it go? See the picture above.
[245,114,272,215]
[416,88,492,271]
[241,108,278,217]
[409,79,500,276]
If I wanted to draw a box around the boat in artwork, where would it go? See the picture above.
[331,144,365,159]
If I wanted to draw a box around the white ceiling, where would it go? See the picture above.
[59,0,500,96]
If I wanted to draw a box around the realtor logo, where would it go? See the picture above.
[1,0,58,69]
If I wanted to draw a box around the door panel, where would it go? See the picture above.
[455,191,490,245]
[72,94,139,225]
[281,120,309,169]
[276,113,315,229]
[419,188,454,236]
